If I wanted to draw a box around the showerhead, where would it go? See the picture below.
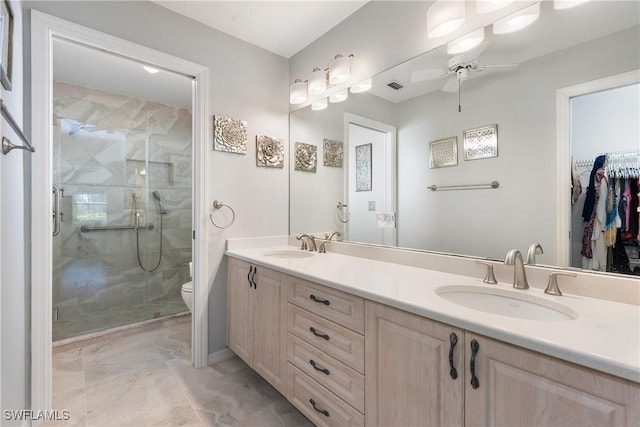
[152,191,167,215]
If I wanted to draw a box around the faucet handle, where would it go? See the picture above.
[544,272,577,296]
[319,241,329,253]
[475,261,497,284]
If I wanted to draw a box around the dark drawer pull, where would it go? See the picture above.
[247,266,253,287]
[309,294,331,305]
[310,359,330,375]
[470,339,480,389]
[309,399,330,417]
[448,332,458,380]
[309,327,330,340]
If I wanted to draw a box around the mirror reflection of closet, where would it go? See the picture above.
[570,83,640,275]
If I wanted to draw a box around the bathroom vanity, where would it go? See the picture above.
[226,241,640,426]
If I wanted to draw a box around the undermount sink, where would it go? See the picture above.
[262,250,314,259]
[436,285,578,321]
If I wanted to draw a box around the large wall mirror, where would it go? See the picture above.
[290,0,639,277]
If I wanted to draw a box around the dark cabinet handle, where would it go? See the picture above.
[470,339,480,389]
[247,266,253,288]
[309,399,330,417]
[448,332,458,380]
[309,359,330,375]
[309,327,330,340]
[309,294,330,305]
[251,267,257,289]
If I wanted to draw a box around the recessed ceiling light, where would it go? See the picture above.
[143,65,159,74]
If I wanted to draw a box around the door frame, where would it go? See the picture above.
[555,69,639,266]
[344,113,397,246]
[30,10,210,412]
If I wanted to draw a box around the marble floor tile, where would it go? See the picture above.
[51,316,311,426]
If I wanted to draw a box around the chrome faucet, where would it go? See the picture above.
[526,243,544,265]
[504,249,529,290]
[325,231,342,241]
[296,234,317,252]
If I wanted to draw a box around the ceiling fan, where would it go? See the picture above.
[410,43,518,111]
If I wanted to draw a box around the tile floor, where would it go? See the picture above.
[48,316,313,426]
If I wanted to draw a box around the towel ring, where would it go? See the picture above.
[336,202,350,224]
[209,200,236,229]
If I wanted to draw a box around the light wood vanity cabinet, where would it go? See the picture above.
[286,276,366,426]
[227,258,288,395]
[365,300,640,427]
[365,300,465,426]
[227,257,639,426]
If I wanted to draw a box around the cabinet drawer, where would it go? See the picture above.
[288,363,364,427]
[288,334,364,412]
[288,304,364,373]
[288,276,365,334]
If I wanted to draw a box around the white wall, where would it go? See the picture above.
[22,0,290,354]
[1,0,29,422]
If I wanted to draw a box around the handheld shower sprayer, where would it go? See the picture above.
[152,191,167,215]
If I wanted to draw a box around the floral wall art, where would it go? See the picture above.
[256,135,284,168]
[213,115,247,154]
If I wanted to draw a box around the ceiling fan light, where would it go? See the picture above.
[426,0,465,39]
[447,28,485,55]
[311,98,328,111]
[329,54,351,85]
[350,78,372,94]
[493,2,540,34]
[329,89,348,103]
[289,79,307,105]
[554,0,589,10]
[308,67,327,95]
[476,0,514,14]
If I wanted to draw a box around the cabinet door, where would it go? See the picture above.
[464,333,640,427]
[253,265,288,394]
[227,258,253,364]
[365,301,464,427]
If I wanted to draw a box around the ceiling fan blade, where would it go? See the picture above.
[441,78,459,93]
[410,68,447,83]
[476,63,519,72]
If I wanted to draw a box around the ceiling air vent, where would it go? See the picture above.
[387,80,404,90]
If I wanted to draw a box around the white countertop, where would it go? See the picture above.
[226,245,640,383]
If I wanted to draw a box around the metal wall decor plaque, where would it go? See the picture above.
[294,142,317,173]
[464,124,498,160]
[430,136,458,168]
[355,143,372,191]
[323,138,343,167]
[256,135,284,168]
[213,115,247,154]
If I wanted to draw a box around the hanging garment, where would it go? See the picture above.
[604,179,617,247]
[611,229,631,274]
[571,158,582,205]
[629,178,639,240]
[619,178,628,232]
[582,155,607,222]
[582,169,608,271]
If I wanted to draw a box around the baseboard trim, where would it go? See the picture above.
[207,347,235,365]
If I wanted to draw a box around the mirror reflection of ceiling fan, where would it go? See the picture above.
[410,43,518,111]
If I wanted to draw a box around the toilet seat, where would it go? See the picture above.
[181,281,192,293]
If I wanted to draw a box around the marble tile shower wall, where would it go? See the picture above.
[52,82,192,340]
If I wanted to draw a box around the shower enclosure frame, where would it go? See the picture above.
[30,10,210,412]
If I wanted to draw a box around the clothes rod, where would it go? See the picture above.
[428,181,499,191]
[1,99,35,154]
[80,224,154,233]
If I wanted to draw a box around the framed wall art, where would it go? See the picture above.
[464,124,498,160]
[256,135,284,168]
[0,0,13,91]
[213,115,247,154]
[355,143,372,191]
[429,136,458,168]
[294,142,317,173]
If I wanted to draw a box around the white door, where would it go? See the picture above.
[346,116,396,246]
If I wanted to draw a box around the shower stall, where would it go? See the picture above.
[51,77,193,341]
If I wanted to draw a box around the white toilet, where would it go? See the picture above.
[181,281,193,313]
[181,261,193,312]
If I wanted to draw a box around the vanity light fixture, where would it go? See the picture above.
[308,67,327,95]
[447,28,485,55]
[476,0,514,14]
[554,0,589,9]
[329,54,351,85]
[289,79,307,105]
[350,78,372,94]
[311,98,328,111]
[493,2,540,34]
[329,89,348,103]
[142,65,159,74]
[426,0,466,39]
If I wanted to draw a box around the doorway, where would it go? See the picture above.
[31,11,209,412]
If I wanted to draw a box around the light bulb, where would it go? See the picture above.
[427,0,465,39]
[308,68,327,95]
[289,79,307,105]
[329,54,350,85]
[311,98,328,111]
[350,78,372,94]
[493,3,540,34]
[447,28,485,55]
[329,89,348,103]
